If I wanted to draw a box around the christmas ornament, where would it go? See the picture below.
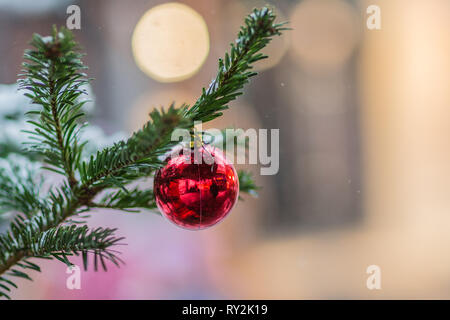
[154,144,239,230]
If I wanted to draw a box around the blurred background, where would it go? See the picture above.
[0,0,450,299]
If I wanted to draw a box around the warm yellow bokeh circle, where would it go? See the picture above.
[131,2,210,83]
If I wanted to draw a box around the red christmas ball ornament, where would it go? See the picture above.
[154,144,239,230]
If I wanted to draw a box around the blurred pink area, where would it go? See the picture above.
[12,208,231,299]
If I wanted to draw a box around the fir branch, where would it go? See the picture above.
[95,187,156,211]
[19,26,88,188]
[0,224,123,299]
[78,104,191,190]
[238,170,260,199]
[187,7,288,122]
[79,7,285,193]
[0,157,42,218]
[0,7,285,299]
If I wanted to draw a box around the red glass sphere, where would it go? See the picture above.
[154,145,239,230]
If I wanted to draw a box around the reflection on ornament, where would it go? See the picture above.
[131,2,210,82]
[154,145,239,230]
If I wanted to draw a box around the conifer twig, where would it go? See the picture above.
[0,7,286,299]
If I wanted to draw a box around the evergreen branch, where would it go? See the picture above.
[0,157,42,218]
[187,7,287,122]
[238,170,260,199]
[0,224,122,299]
[0,7,285,299]
[78,104,191,190]
[95,187,156,211]
[0,184,102,297]
[30,225,123,270]
[0,188,79,272]
[18,26,88,188]
[79,7,285,193]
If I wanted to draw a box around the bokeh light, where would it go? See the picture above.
[131,3,210,82]
[290,0,360,74]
